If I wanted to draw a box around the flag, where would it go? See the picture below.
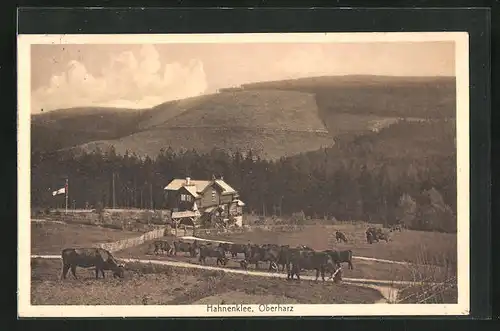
[52,187,65,196]
[52,180,68,196]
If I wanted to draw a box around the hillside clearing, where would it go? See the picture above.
[77,127,334,160]
[31,258,383,305]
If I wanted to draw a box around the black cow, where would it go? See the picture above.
[276,245,291,271]
[242,244,280,271]
[230,243,246,258]
[151,240,173,255]
[286,249,336,281]
[366,227,390,243]
[173,240,198,257]
[218,242,232,256]
[199,244,228,266]
[324,249,354,270]
[61,247,125,280]
[335,231,348,243]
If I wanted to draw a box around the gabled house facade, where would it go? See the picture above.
[164,177,244,227]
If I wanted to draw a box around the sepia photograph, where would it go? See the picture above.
[18,32,470,317]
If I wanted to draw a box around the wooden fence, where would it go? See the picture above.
[95,227,167,253]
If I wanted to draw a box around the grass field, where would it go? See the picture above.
[396,281,458,304]
[201,224,457,267]
[31,222,141,255]
[115,222,456,285]
[31,258,383,305]
[29,221,458,305]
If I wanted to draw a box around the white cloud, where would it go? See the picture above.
[32,45,208,113]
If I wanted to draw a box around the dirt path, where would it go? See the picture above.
[31,254,441,303]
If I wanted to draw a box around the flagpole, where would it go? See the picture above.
[65,178,68,214]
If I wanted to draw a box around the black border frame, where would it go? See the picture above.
[14,6,491,324]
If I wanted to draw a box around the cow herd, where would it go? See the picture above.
[57,226,399,282]
[149,239,354,283]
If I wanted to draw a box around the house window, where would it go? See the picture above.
[180,194,192,202]
[211,189,216,202]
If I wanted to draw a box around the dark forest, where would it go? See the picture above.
[31,120,457,233]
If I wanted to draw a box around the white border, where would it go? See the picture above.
[17,32,470,317]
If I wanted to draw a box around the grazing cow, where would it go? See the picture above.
[286,249,336,281]
[198,244,228,266]
[173,240,198,257]
[324,249,354,270]
[151,240,173,255]
[366,228,374,244]
[335,231,348,243]
[218,242,232,256]
[242,244,280,271]
[366,227,390,243]
[61,248,125,280]
[230,243,246,258]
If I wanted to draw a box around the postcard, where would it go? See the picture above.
[18,31,470,317]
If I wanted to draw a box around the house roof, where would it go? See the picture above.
[165,178,238,196]
[214,179,237,194]
[164,179,211,193]
[182,185,200,198]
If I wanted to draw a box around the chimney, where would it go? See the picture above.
[220,176,224,181]
[186,177,191,186]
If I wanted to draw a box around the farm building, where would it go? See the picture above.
[164,177,245,230]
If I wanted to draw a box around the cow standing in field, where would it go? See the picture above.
[218,243,232,257]
[286,249,336,282]
[230,243,246,258]
[366,227,377,244]
[61,248,125,280]
[198,244,229,266]
[366,227,390,243]
[335,231,348,243]
[324,249,354,270]
[242,244,280,271]
[173,240,198,257]
[276,245,291,272]
[151,240,173,255]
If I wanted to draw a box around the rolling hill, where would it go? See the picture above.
[240,76,456,136]
[31,75,456,160]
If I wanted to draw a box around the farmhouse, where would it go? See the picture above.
[164,177,245,229]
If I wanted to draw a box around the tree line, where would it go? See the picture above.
[31,120,457,232]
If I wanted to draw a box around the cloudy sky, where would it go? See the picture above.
[31,41,455,113]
